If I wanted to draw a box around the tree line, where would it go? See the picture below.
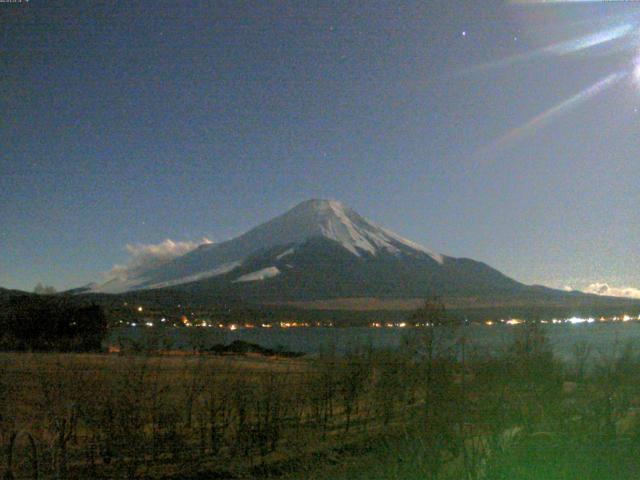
[0,293,107,351]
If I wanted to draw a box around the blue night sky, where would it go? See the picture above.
[2,1,640,294]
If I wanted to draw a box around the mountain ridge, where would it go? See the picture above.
[90,199,448,294]
[82,199,640,312]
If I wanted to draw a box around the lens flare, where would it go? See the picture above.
[546,24,634,55]
[489,70,627,151]
[459,23,634,76]
[634,52,640,86]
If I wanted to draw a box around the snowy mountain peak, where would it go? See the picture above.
[90,199,444,293]
[274,199,444,262]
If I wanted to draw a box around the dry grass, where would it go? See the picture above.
[0,351,397,479]
[5,327,640,480]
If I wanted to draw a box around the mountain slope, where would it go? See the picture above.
[87,199,633,309]
[168,235,528,302]
[92,199,447,294]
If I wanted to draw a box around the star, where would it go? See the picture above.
[462,31,467,37]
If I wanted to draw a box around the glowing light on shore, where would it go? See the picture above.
[506,319,523,325]
[565,317,595,324]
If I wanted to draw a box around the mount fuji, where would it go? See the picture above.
[87,199,541,302]
[82,199,640,315]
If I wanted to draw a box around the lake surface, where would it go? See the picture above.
[109,322,640,361]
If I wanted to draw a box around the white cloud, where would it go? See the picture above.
[572,282,640,299]
[105,238,213,281]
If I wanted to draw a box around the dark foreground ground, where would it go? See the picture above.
[3,324,640,479]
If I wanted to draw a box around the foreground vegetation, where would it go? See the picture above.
[0,293,107,352]
[3,321,640,479]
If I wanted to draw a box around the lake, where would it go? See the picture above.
[109,321,640,361]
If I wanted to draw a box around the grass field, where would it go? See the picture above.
[0,350,404,479]
[3,325,640,479]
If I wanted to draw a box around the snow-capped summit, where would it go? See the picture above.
[231,199,444,261]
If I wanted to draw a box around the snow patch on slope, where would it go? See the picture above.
[92,261,242,293]
[276,248,295,260]
[234,266,281,283]
[90,277,147,294]
[146,261,241,289]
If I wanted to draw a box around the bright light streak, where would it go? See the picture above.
[547,24,635,55]
[634,52,640,86]
[490,70,627,151]
[459,24,634,76]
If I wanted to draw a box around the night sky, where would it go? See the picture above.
[3,1,640,295]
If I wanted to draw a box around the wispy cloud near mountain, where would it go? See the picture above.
[583,283,640,299]
[105,238,213,281]
[566,282,640,299]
